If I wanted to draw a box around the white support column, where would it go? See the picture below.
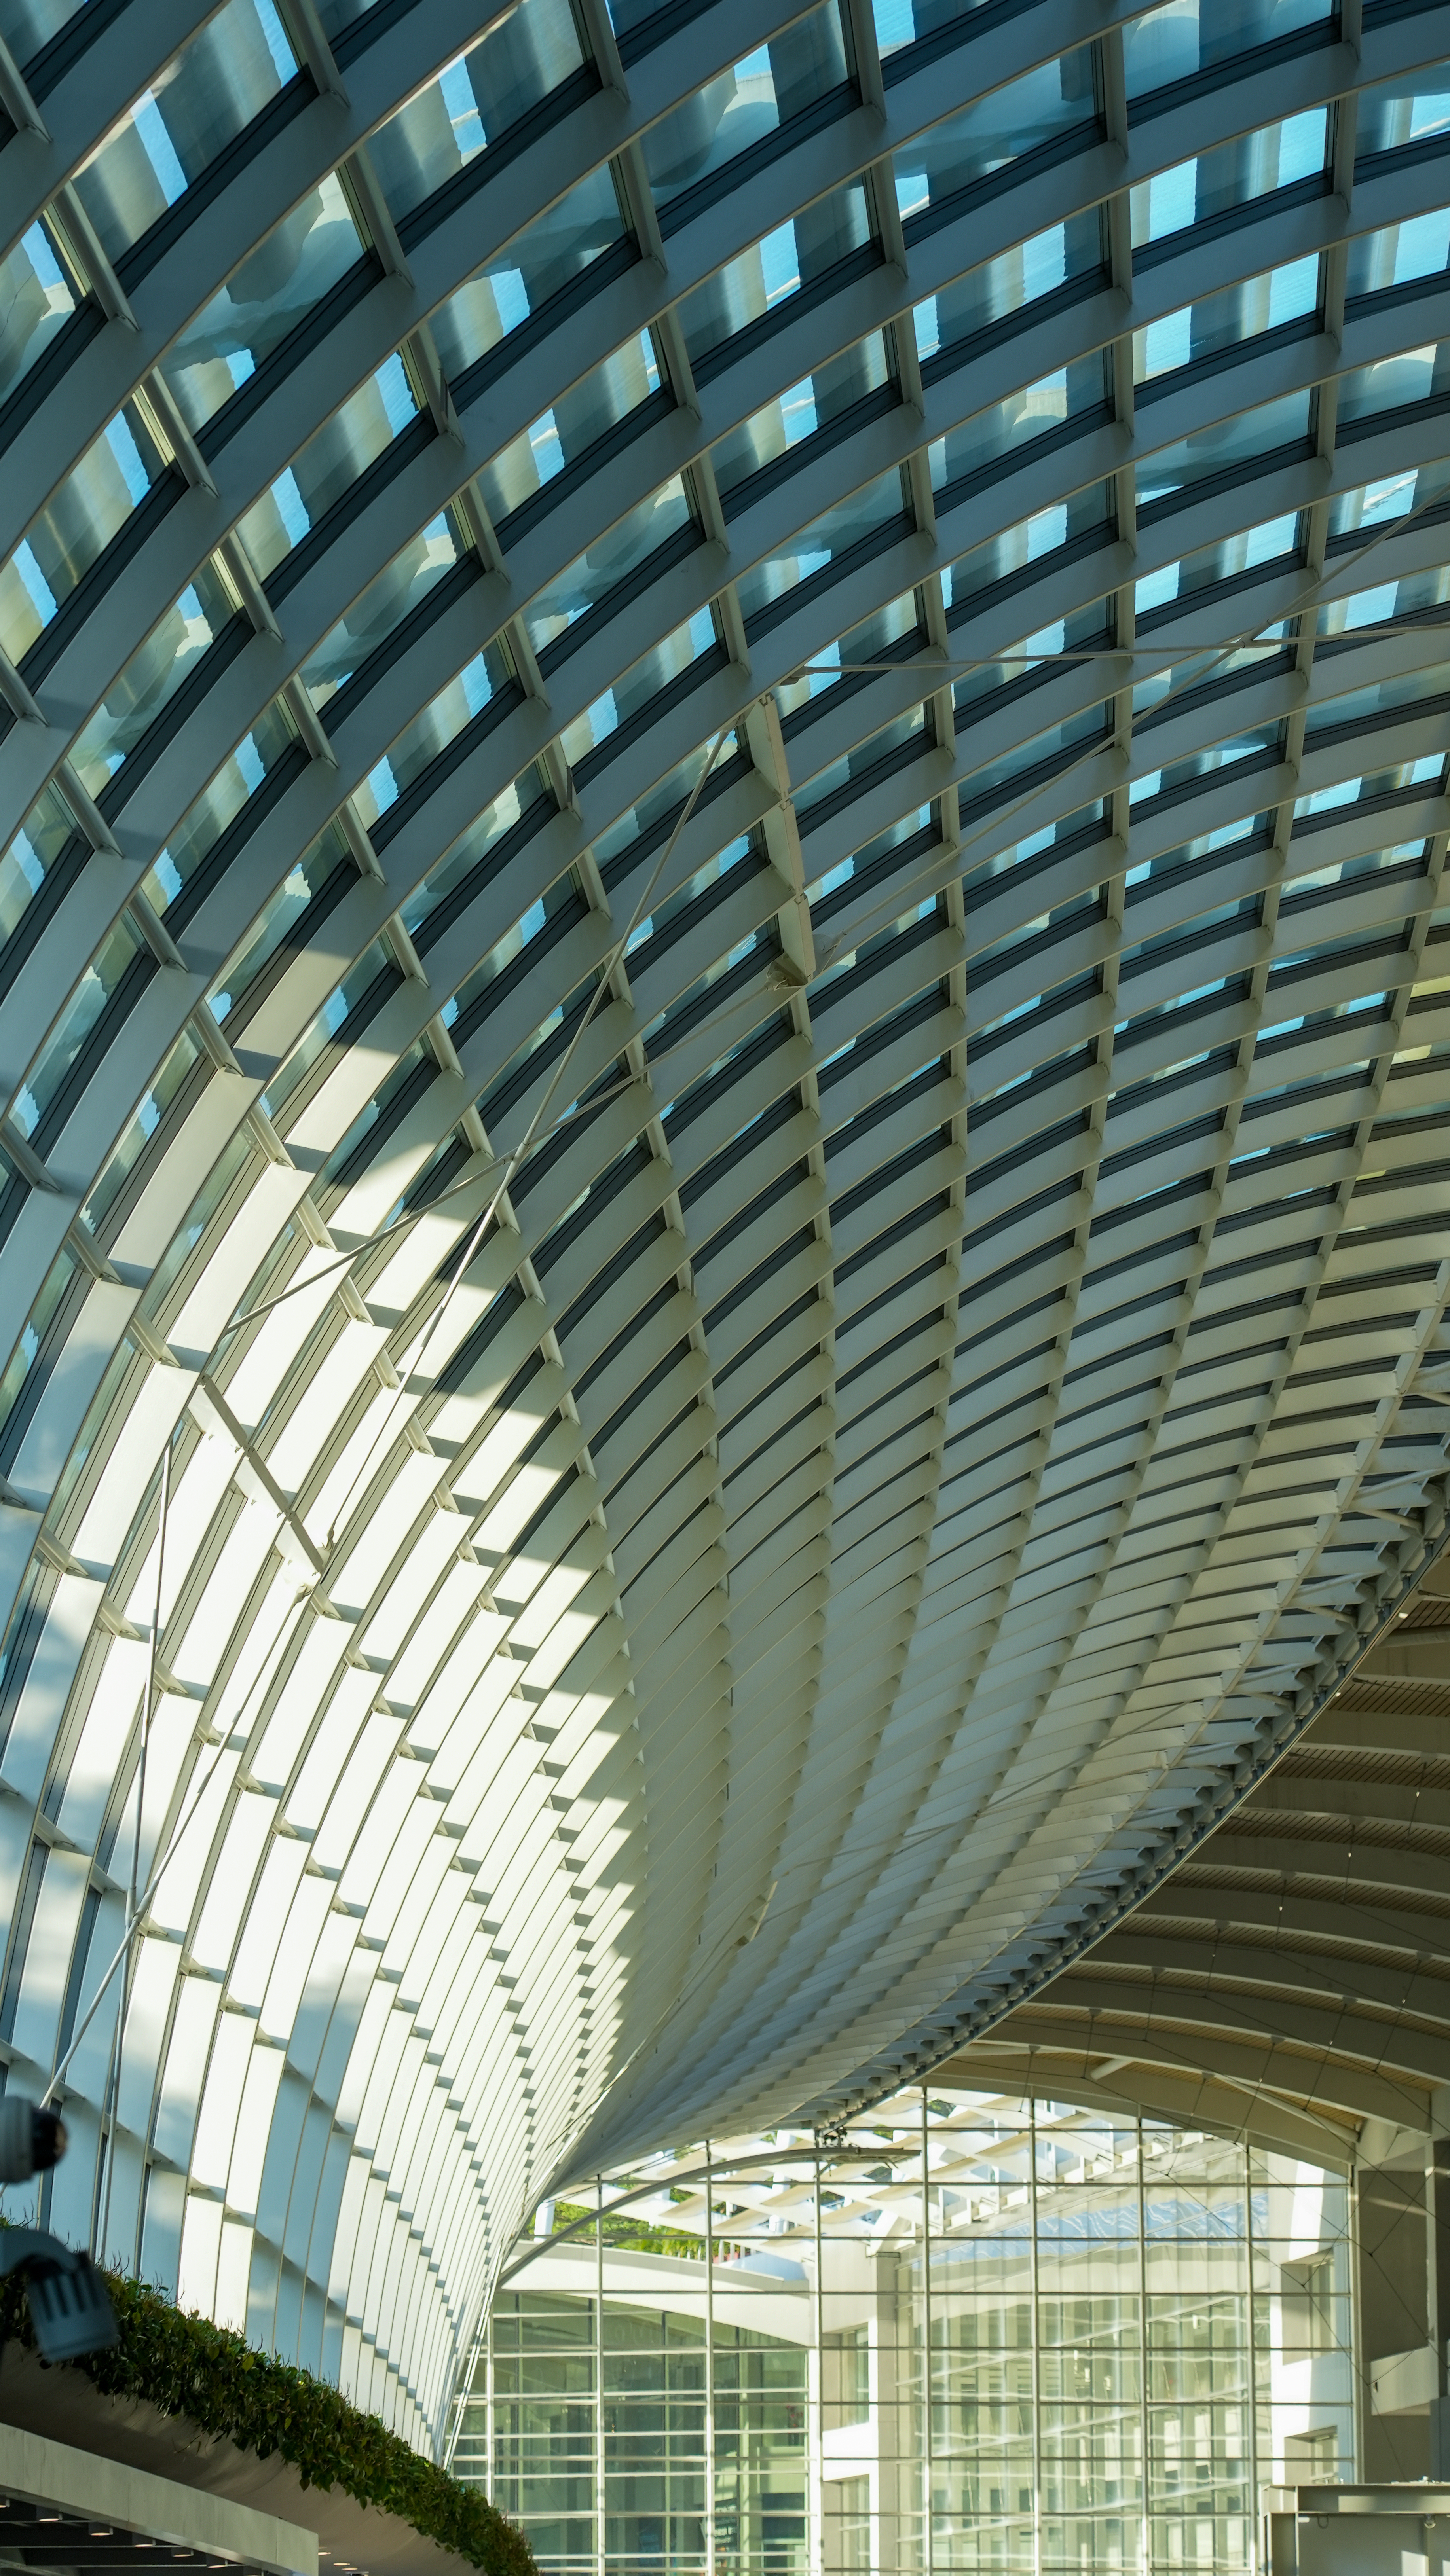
[597,2177,607,2576]
[706,2141,716,2576]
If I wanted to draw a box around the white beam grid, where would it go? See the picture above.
[0,0,1447,2460]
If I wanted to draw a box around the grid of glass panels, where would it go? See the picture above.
[0,0,1443,2460]
[452,2092,1353,2576]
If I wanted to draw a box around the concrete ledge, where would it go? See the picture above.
[0,2422,316,2575]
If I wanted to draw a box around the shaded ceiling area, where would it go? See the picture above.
[938,1548,1450,2167]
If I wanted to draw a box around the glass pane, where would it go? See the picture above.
[160,173,366,435]
[11,913,143,1143]
[779,592,919,725]
[0,0,86,66]
[0,396,172,668]
[1327,457,1450,543]
[522,476,696,660]
[944,483,1114,616]
[432,167,626,390]
[930,356,1108,502]
[1124,0,1332,107]
[641,5,849,214]
[212,823,353,1024]
[477,332,662,527]
[1336,339,1450,430]
[400,768,553,952]
[1130,109,1328,248]
[355,639,516,829]
[560,607,719,768]
[736,470,907,630]
[0,780,80,956]
[234,355,421,584]
[70,0,300,265]
[71,556,240,799]
[1357,70,1450,160]
[1346,211,1450,301]
[1134,258,1319,386]
[710,333,893,498]
[369,0,589,224]
[914,211,1103,366]
[82,1024,206,1232]
[140,697,299,919]
[871,0,990,63]
[301,506,475,716]
[0,221,83,416]
[1135,390,1312,517]
[894,48,1097,230]
[676,181,873,373]
[1136,513,1300,621]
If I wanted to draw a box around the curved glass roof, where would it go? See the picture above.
[0,0,1448,2458]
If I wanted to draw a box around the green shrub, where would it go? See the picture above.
[0,2261,535,2576]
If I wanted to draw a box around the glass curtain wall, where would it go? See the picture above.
[450,2089,1353,2576]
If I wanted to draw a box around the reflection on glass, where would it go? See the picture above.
[1134,257,1319,387]
[1326,458,1450,545]
[1315,563,1450,643]
[677,182,873,374]
[959,701,1108,814]
[1336,339,1450,432]
[70,0,300,269]
[1130,722,1282,810]
[81,1023,207,1234]
[523,477,696,663]
[369,0,589,226]
[776,590,920,720]
[871,0,993,60]
[560,607,720,770]
[1135,515,1300,624]
[0,220,82,416]
[737,471,909,634]
[945,484,1114,623]
[795,703,928,825]
[1346,212,1450,302]
[140,697,300,921]
[1135,390,1312,519]
[0,0,89,66]
[1130,110,1327,250]
[212,822,354,1026]
[302,508,476,716]
[1304,658,1450,738]
[1123,0,1332,108]
[594,736,744,883]
[235,356,421,585]
[641,5,850,212]
[71,556,241,799]
[1356,70,1450,161]
[263,937,395,1123]
[913,211,1103,368]
[894,48,1096,233]
[711,335,894,499]
[355,640,516,831]
[432,167,627,392]
[478,332,662,528]
[930,357,1108,507]
[0,780,81,957]
[401,771,553,953]
[0,397,172,668]
[11,914,143,1145]
[161,174,366,436]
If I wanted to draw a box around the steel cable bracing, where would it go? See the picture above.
[2,0,1450,2455]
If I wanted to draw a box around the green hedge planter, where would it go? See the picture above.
[0,2263,535,2576]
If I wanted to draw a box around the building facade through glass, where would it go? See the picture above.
[450,2089,1354,2576]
